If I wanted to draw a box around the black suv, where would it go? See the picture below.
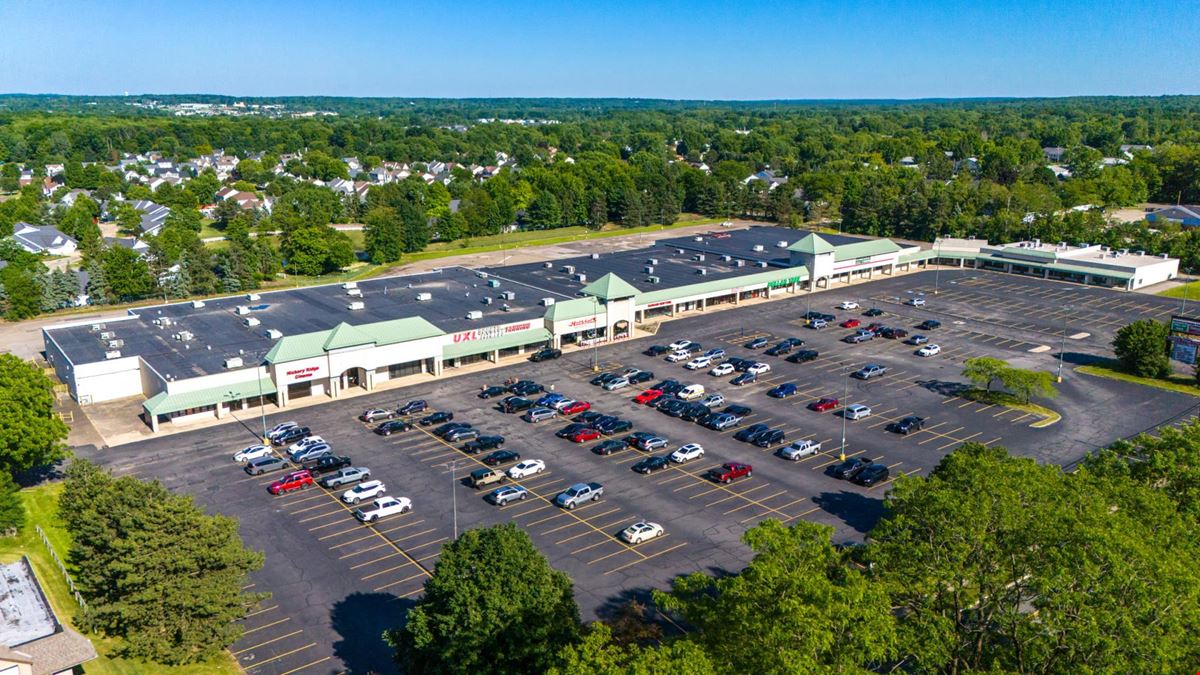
[734,423,770,442]
[787,349,820,364]
[511,382,544,396]
[398,400,428,415]
[628,371,654,384]
[464,435,505,452]
[851,463,890,486]
[632,455,670,474]
[752,428,786,448]
[764,342,793,356]
[301,454,352,475]
[724,404,753,417]
[420,411,453,426]
[272,426,311,446]
[680,402,711,422]
[918,319,941,330]
[374,419,412,435]
[831,457,872,480]
[529,347,563,362]
[432,422,471,438]
[644,345,671,356]
[500,396,534,413]
[886,416,925,435]
[478,386,508,399]
[598,419,633,435]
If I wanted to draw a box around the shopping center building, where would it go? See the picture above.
[41,226,1178,431]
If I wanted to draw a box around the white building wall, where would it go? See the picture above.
[72,357,143,403]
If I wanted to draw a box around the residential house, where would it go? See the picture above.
[17,169,34,187]
[743,169,789,191]
[58,188,92,208]
[104,236,151,255]
[44,163,65,177]
[0,558,97,675]
[131,199,171,236]
[1047,165,1073,180]
[1119,144,1153,159]
[214,186,266,211]
[898,156,920,168]
[1147,205,1200,228]
[10,222,78,255]
[1042,147,1067,163]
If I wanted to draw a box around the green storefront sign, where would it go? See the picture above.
[855,256,872,264]
[768,276,804,289]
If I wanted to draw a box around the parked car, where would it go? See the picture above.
[883,328,909,340]
[397,400,428,415]
[245,456,290,475]
[707,462,752,484]
[301,454,352,476]
[704,412,741,430]
[745,337,769,349]
[699,393,725,408]
[917,344,942,357]
[633,435,669,451]
[632,455,670,474]
[591,439,626,455]
[271,426,311,447]
[838,301,860,310]
[918,319,941,330]
[747,362,771,375]
[851,463,890,486]
[665,351,691,363]
[445,427,479,442]
[354,496,411,523]
[266,421,298,442]
[268,470,313,495]
[486,485,529,506]
[597,418,633,435]
[464,435,506,452]
[629,371,655,385]
[764,342,793,356]
[677,384,706,401]
[906,334,929,345]
[809,318,828,329]
[907,297,927,307]
[468,467,506,489]
[734,423,771,442]
[555,482,603,509]
[569,428,602,443]
[634,389,664,405]
[420,411,453,426]
[844,404,873,420]
[669,339,695,351]
[787,349,820,363]
[852,364,888,380]
[779,440,822,460]
[508,459,547,479]
[768,383,799,398]
[233,444,272,463]
[529,347,563,362]
[709,363,735,376]
[574,411,605,425]
[724,403,752,417]
[560,400,591,415]
[809,397,839,412]
[644,345,671,356]
[478,385,508,399]
[603,376,631,391]
[680,402,711,422]
[620,521,664,544]
[537,392,567,407]
[342,480,386,504]
[669,443,705,464]
[375,419,413,435]
[500,396,534,413]
[685,355,712,370]
[511,381,544,396]
[704,348,727,360]
[482,450,521,466]
[843,332,874,344]
[286,435,326,456]
[432,422,472,438]
[887,416,926,434]
[832,457,872,480]
[319,466,371,489]
[753,429,787,448]
[731,372,758,386]
[840,318,861,329]
[523,407,558,423]
[291,444,332,463]
[360,408,395,423]
[863,308,884,317]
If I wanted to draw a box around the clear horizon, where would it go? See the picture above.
[1,0,1198,99]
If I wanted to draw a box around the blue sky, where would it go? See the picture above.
[1,0,1197,99]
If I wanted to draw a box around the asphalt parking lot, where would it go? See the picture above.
[81,269,1200,674]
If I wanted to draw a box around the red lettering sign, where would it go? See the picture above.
[285,366,321,380]
[568,317,597,327]
[647,300,672,308]
[451,322,533,343]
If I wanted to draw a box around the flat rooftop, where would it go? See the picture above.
[988,241,1174,269]
[49,266,547,376]
[0,559,57,647]
[660,225,876,264]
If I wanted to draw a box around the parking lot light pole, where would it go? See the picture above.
[933,238,943,295]
[1057,306,1072,383]
[257,373,268,444]
[839,365,850,461]
[591,296,601,373]
[441,459,465,539]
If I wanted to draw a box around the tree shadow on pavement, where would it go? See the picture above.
[812,490,886,535]
[331,592,415,675]
[916,380,972,398]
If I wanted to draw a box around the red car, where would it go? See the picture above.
[633,389,664,405]
[706,462,752,484]
[569,428,602,443]
[809,397,840,412]
[839,318,861,329]
[865,323,885,334]
[560,400,591,416]
[268,470,313,495]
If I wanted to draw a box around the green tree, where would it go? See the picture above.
[387,523,580,674]
[548,623,715,675]
[526,191,563,229]
[962,356,1008,392]
[363,207,403,263]
[1112,319,1170,378]
[656,519,896,673]
[399,200,429,253]
[0,265,43,319]
[996,366,1058,403]
[0,353,69,475]
[102,245,155,301]
[59,461,266,665]
[281,225,355,276]
[0,472,25,535]
[113,201,143,235]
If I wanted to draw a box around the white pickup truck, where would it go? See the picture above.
[778,439,822,461]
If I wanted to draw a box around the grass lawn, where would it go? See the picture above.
[1155,280,1200,300]
[962,389,1062,427]
[0,484,239,675]
[198,219,224,240]
[1077,359,1200,397]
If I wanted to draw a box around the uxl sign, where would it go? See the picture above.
[452,322,533,343]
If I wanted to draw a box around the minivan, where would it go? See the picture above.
[523,407,558,423]
[677,384,706,401]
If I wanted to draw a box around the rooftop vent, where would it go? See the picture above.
[104,350,122,360]
[500,291,515,300]
[721,255,732,262]
[346,287,362,297]
[192,300,205,308]
[99,331,115,340]
[223,357,243,369]
[501,304,512,312]
[648,258,659,265]
[482,297,493,305]
[540,297,556,307]
[694,236,704,242]
[675,248,684,254]
[736,260,746,267]
[152,317,172,327]
[753,244,765,252]
[591,253,600,259]
[107,339,124,349]
[697,269,707,275]
[416,292,432,301]
[563,265,575,274]
[644,266,654,274]
[347,301,365,310]
[694,254,705,261]
[89,323,105,332]
[174,331,194,342]
[265,329,283,339]
[243,317,261,327]
[757,261,769,268]
[235,305,250,315]
[543,262,552,268]
[466,310,483,320]
[476,271,489,279]
[647,276,660,284]
[575,273,587,283]
[342,282,358,289]
[777,240,789,248]
[246,293,261,301]
[487,279,500,288]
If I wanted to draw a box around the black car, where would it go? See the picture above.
[851,463,890,486]
[478,386,508,399]
[731,372,757,386]
[529,347,563,362]
[507,380,538,393]
[511,382,544,396]
[590,372,621,386]
[886,416,926,435]
[301,454,352,475]
[592,414,620,427]
[660,380,685,395]
[734,423,771,442]
[632,455,670,474]
[574,410,606,424]
[500,396,534,413]
[432,422,471,438]
[397,400,428,415]
[628,371,654,384]
[464,435,505,452]
[598,419,633,435]
[786,349,820,364]
[863,308,884,317]
[481,450,521,466]
[592,439,627,455]
[724,404,753,417]
[659,399,687,417]
[445,427,479,442]
[730,358,754,372]
[782,337,805,347]
[272,426,311,446]
[764,342,793,356]
[918,319,941,330]
[556,423,592,438]
[680,402,710,422]
[745,337,769,349]
[374,419,412,435]
[752,428,786,448]
[683,343,704,354]
[624,431,657,446]
[651,378,679,391]
[694,411,718,427]
[644,345,671,356]
[831,457,873,480]
[420,411,453,426]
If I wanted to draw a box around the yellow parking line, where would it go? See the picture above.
[570,538,616,555]
[243,617,290,634]
[298,508,348,524]
[240,642,316,666]
[244,604,277,618]
[604,543,688,575]
[720,489,787,513]
[279,656,332,675]
[311,518,365,535]
[233,630,304,655]
[541,507,622,535]
[702,484,776,506]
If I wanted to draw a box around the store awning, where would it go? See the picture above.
[143,376,277,417]
[442,328,552,359]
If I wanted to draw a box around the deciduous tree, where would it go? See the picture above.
[0,353,69,475]
[1112,319,1170,378]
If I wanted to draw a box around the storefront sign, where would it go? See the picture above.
[646,300,673,308]
[285,365,321,381]
[768,276,804,289]
[855,256,873,264]
[568,317,597,327]
[452,322,533,343]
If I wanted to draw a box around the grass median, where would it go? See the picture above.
[1076,359,1200,397]
[962,389,1061,427]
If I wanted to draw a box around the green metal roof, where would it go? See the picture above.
[544,297,599,322]
[898,249,936,264]
[788,233,835,255]
[143,376,277,417]
[264,316,444,363]
[635,265,809,306]
[832,239,901,262]
[442,328,552,359]
[580,273,640,300]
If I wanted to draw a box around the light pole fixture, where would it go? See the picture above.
[591,295,601,372]
[440,459,466,539]
[839,364,850,461]
[1057,306,1071,383]
[933,237,943,295]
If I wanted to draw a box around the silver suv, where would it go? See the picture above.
[319,466,371,488]
[523,407,557,423]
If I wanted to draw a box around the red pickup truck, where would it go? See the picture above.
[268,470,314,495]
[706,462,752,484]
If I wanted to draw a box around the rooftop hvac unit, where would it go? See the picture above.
[466,310,483,320]
[104,350,122,360]
[777,240,789,248]
[107,339,124,349]
[648,276,660,284]
[342,281,358,289]
[192,300,205,308]
[235,305,250,315]
[416,292,432,301]
[563,265,576,274]
[476,271,489,279]
[487,279,500,288]
[697,269,707,275]
[675,248,684,254]
[500,291,516,300]
[695,254,706,261]
[265,328,283,339]
[243,317,261,327]
[575,273,587,283]
[753,244,765,252]
[346,288,363,297]
[347,301,365,310]
[174,330,194,342]
[694,236,704,242]
[722,255,732,262]
[246,293,261,301]
[648,258,659,265]
[482,297,493,305]
[89,323,105,332]
[223,357,243,369]
[591,253,600,259]
[543,262,552,268]
[501,304,512,312]
[644,266,654,274]
[99,331,115,340]
[757,261,769,267]
[540,297,556,306]
[736,260,746,267]
[152,317,173,327]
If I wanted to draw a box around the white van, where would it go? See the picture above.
[677,384,706,401]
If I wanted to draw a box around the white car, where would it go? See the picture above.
[233,444,272,463]
[603,377,630,391]
[669,340,694,351]
[621,367,642,377]
[709,363,735,376]
[685,355,712,370]
[844,404,872,420]
[507,459,547,479]
[287,435,325,456]
[838,301,860,310]
[354,496,411,523]
[620,521,664,544]
[666,351,691,363]
[917,344,941,357]
[907,297,927,307]
[700,393,725,408]
[669,443,705,464]
[747,362,771,375]
[342,480,386,504]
